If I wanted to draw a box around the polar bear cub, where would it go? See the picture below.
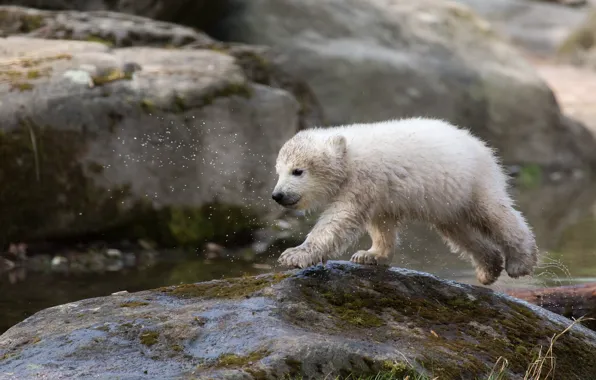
[271,118,538,285]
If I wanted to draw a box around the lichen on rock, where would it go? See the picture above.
[1,262,595,379]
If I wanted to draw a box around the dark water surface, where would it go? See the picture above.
[2,176,596,333]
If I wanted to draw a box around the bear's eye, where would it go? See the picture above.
[291,169,304,176]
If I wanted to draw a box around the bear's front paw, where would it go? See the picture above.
[278,246,325,269]
[350,250,390,266]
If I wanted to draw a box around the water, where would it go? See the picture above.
[2,175,596,334]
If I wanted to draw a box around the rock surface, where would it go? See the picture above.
[1,261,596,379]
[557,9,596,69]
[0,26,322,246]
[0,0,231,32]
[0,5,214,46]
[454,0,592,56]
[215,0,596,170]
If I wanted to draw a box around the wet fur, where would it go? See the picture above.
[272,117,539,285]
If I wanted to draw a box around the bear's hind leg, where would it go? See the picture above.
[435,223,504,285]
[350,216,399,266]
[475,206,538,279]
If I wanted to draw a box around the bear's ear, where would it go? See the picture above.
[328,135,347,157]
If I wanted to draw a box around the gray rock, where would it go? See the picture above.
[215,0,596,169]
[0,5,214,47]
[556,9,596,69]
[0,35,322,246]
[1,261,596,379]
[0,0,231,32]
[453,0,592,56]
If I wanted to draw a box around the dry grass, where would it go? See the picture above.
[485,317,593,380]
[523,316,592,380]
[486,357,510,380]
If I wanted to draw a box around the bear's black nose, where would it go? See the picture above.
[272,192,284,203]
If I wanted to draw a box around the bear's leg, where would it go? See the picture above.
[278,198,370,269]
[350,216,399,266]
[435,223,504,285]
[472,205,538,279]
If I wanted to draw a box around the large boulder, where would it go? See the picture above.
[1,261,596,379]
[0,9,324,247]
[213,0,596,170]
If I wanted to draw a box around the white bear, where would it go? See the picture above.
[271,117,538,285]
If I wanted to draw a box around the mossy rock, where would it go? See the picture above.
[0,120,262,248]
[0,120,126,245]
[0,5,213,48]
[0,37,310,249]
[1,262,595,379]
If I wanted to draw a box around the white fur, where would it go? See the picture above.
[273,118,539,285]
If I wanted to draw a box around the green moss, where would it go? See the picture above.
[120,301,149,308]
[26,70,41,79]
[517,164,542,189]
[167,203,260,247]
[213,349,270,368]
[198,82,253,108]
[157,272,289,299]
[21,14,43,32]
[1,67,52,84]
[285,357,302,375]
[86,35,115,47]
[78,197,263,249]
[140,99,156,113]
[171,344,183,352]
[245,368,268,379]
[381,361,425,378]
[92,68,133,86]
[174,95,186,112]
[0,352,17,361]
[10,82,34,92]
[281,359,427,379]
[139,331,159,347]
[318,290,384,328]
[139,81,252,115]
[0,70,22,80]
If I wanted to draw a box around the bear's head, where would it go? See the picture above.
[272,132,348,211]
